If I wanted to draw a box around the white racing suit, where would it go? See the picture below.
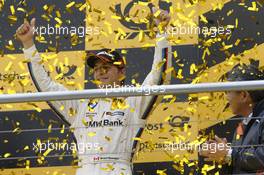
[23,34,171,175]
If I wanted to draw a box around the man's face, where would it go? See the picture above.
[93,60,125,87]
[225,91,252,116]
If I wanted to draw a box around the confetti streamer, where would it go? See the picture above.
[4,153,11,158]
[248,2,259,11]
[10,5,15,15]
[66,1,75,9]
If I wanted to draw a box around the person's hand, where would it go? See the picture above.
[152,7,170,34]
[199,135,231,164]
[16,18,36,49]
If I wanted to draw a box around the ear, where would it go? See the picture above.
[241,91,251,103]
[119,67,126,75]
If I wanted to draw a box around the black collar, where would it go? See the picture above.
[252,98,264,118]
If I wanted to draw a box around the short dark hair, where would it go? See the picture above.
[226,61,264,103]
[87,48,126,85]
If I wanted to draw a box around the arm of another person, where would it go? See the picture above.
[232,119,264,171]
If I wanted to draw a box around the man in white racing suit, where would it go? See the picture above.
[16,7,171,175]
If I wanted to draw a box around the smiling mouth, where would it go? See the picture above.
[99,77,109,81]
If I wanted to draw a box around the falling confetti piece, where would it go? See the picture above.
[190,63,198,75]
[157,169,167,175]
[10,5,15,15]
[87,132,96,137]
[43,148,53,156]
[79,3,87,11]
[48,124,52,133]
[66,1,75,8]
[200,14,208,24]
[26,160,30,169]
[133,137,141,141]
[248,2,259,11]
[4,153,11,158]
[105,136,112,142]
[60,125,65,133]
[5,62,13,72]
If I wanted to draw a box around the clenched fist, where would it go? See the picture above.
[16,18,36,49]
[152,7,171,34]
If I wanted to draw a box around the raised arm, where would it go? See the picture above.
[134,8,172,119]
[16,18,79,125]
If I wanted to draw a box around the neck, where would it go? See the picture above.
[242,104,253,117]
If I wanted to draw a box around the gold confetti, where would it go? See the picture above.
[113,61,122,65]
[105,136,111,142]
[198,96,209,101]
[55,73,63,80]
[138,1,149,6]
[4,153,11,158]
[100,164,114,171]
[66,1,75,9]
[133,137,141,141]
[48,124,52,133]
[235,39,240,46]
[177,69,183,79]
[235,18,238,28]
[56,10,61,18]
[60,125,65,134]
[190,63,198,75]
[202,48,210,60]
[66,81,76,86]
[165,67,174,74]
[43,4,48,11]
[154,10,161,18]
[7,89,16,94]
[91,80,102,85]
[157,169,167,175]
[60,105,65,111]
[34,106,42,112]
[3,139,8,143]
[17,7,26,13]
[23,145,29,151]
[87,132,96,137]
[79,3,87,11]
[82,118,88,126]
[43,148,53,156]
[21,79,30,86]
[18,62,25,70]
[111,15,121,20]
[163,95,173,99]
[5,40,15,50]
[10,5,15,15]
[248,2,259,11]
[138,30,144,42]
[7,15,17,23]
[26,160,30,169]
[173,51,178,58]
[55,17,63,24]
[200,15,208,24]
